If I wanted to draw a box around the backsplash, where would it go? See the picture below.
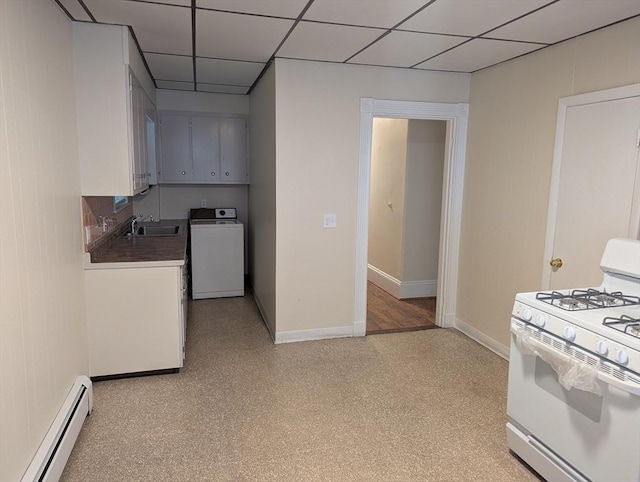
[82,196,133,251]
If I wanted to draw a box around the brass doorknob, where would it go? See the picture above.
[550,258,563,268]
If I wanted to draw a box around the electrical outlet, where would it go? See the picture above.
[200,199,207,208]
[323,214,337,229]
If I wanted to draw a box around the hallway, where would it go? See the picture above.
[366,281,438,334]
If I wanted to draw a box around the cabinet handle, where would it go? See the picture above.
[181,171,186,175]
[211,172,215,176]
[225,172,230,176]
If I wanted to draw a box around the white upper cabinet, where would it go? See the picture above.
[158,112,249,185]
[73,23,157,196]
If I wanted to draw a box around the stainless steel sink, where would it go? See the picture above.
[125,225,183,237]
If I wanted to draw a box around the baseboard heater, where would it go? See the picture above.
[21,376,93,482]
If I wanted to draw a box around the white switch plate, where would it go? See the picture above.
[200,199,207,208]
[323,214,337,229]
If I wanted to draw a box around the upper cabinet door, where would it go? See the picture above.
[220,117,248,183]
[158,113,249,185]
[160,114,192,182]
[192,116,220,182]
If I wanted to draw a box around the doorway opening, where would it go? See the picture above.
[353,99,469,337]
[366,118,446,335]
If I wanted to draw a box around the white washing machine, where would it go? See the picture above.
[190,208,244,299]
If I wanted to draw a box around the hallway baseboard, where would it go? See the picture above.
[367,264,437,299]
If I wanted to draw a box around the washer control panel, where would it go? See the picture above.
[214,208,237,219]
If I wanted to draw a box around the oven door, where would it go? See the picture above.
[507,319,640,482]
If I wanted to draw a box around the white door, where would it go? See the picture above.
[220,117,248,182]
[546,93,640,290]
[192,116,220,182]
[160,113,192,182]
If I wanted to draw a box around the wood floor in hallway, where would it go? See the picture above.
[366,281,439,335]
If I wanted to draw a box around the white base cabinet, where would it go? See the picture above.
[85,265,185,377]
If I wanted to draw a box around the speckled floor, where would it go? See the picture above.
[61,295,540,481]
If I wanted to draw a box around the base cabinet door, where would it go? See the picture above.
[85,266,183,377]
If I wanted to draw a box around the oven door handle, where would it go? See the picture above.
[596,371,640,397]
[511,320,640,397]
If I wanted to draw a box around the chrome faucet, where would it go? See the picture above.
[131,217,139,236]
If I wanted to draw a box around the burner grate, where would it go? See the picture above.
[603,315,640,339]
[536,289,640,311]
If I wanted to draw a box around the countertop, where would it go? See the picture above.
[84,219,188,269]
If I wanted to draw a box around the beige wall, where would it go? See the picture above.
[368,118,408,280]
[248,64,277,335]
[274,58,469,333]
[403,120,445,282]
[0,1,88,480]
[458,17,640,348]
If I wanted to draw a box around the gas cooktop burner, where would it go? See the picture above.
[603,315,640,339]
[536,289,640,311]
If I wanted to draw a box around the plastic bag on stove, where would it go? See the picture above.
[513,324,603,396]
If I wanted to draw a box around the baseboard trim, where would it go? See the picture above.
[367,265,437,299]
[367,265,400,298]
[454,317,509,360]
[275,325,354,344]
[399,280,437,298]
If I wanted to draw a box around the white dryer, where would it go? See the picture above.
[190,208,244,299]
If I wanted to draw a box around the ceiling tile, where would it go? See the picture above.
[277,21,383,62]
[488,0,640,44]
[57,0,92,21]
[156,80,195,91]
[142,0,191,6]
[196,9,294,61]
[145,53,194,82]
[303,0,428,28]
[83,0,192,55]
[196,58,264,86]
[414,38,542,72]
[197,84,249,94]
[196,0,308,18]
[399,0,550,37]
[348,30,464,68]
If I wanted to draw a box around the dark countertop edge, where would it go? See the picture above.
[86,219,188,266]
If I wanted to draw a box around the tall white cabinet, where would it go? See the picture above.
[159,112,249,184]
[73,23,157,196]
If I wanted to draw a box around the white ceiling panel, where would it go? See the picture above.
[156,80,195,91]
[145,53,194,82]
[144,0,192,6]
[278,21,383,62]
[197,84,249,94]
[196,9,294,61]
[349,30,464,68]
[488,0,640,44]
[83,0,192,55]
[196,0,308,18]
[415,38,542,72]
[57,0,92,21]
[400,0,550,37]
[303,0,429,28]
[196,58,264,86]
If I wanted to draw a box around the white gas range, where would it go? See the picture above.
[507,238,640,482]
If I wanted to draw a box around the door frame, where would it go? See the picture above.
[541,83,640,289]
[353,98,469,335]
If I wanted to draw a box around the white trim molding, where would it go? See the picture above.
[275,325,354,344]
[454,318,510,360]
[367,265,437,298]
[354,98,469,335]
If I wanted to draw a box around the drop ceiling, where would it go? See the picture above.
[55,0,640,95]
